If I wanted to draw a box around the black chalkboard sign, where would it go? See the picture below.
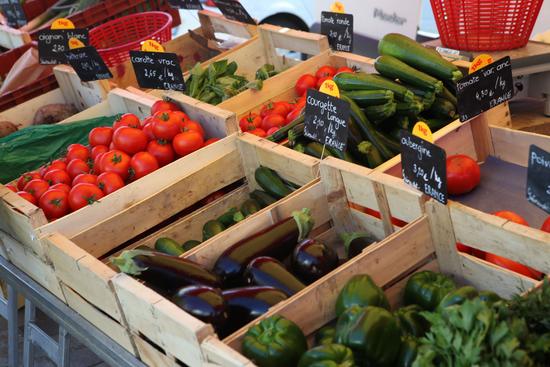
[304,88,350,152]
[456,56,514,122]
[320,11,353,53]
[38,29,89,65]
[65,46,112,82]
[214,0,255,25]
[167,0,203,10]
[400,131,447,204]
[130,51,186,91]
[526,144,550,214]
[0,0,26,28]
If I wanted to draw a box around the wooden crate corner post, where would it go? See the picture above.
[53,65,110,111]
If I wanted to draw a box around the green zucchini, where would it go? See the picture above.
[287,123,305,147]
[378,33,463,83]
[441,86,457,107]
[154,237,184,256]
[304,142,333,159]
[342,90,394,107]
[357,141,384,168]
[327,146,355,163]
[400,83,435,100]
[182,240,201,251]
[365,101,397,122]
[396,100,424,117]
[268,114,304,142]
[333,72,415,102]
[250,190,277,208]
[241,199,261,217]
[203,220,226,241]
[387,114,410,131]
[293,143,306,153]
[375,55,443,94]
[374,131,401,155]
[217,207,244,228]
[423,118,451,132]
[427,98,457,120]
[254,166,292,199]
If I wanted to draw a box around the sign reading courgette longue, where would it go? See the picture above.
[456,56,514,122]
[320,11,354,53]
[401,131,447,204]
[65,46,112,82]
[527,145,550,214]
[130,51,186,91]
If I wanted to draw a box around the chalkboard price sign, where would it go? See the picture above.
[320,11,353,53]
[456,56,514,122]
[167,0,203,10]
[214,0,256,25]
[65,46,112,82]
[304,88,350,152]
[0,0,26,28]
[38,29,89,65]
[400,131,447,204]
[526,144,550,214]
[130,51,186,91]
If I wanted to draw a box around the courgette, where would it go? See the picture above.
[241,199,261,217]
[268,115,304,142]
[365,101,397,122]
[427,98,457,120]
[304,142,333,159]
[254,167,293,199]
[423,117,450,132]
[342,90,394,107]
[287,122,305,147]
[357,141,384,168]
[250,190,277,208]
[203,220,226,241]
[327,146,355,163]
[217,207,244,228]
[154,237,184,256]
[396,100,424,117]
[182,240,201,251]
[333,72,415,102]
[378,33,463,83]
[440,86,457,107]
[375,55,443,94]
[374,131,401,155]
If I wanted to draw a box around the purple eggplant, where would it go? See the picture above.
[291,238,339,284]
[341,232,376,258]
[244,256,306,297]
[213,209,314,288]
[222,286,288,334]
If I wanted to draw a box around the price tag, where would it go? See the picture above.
[469,54,493,74]
[330,1,345,13]
[68,37,86,49]
[412,121,434,143]
[214,0,256,25]
[456,56,513,122]
[51,18,75,29]
[38,29,89,65]
[319,79,340,98]
[167,0,203,9]
[130,51,186,91]
[400,131,447,204]
[304,88,350,152]
[64,46,112,82]
[320,11,353,53]
[526,145,550,214]
[0,0,26,28]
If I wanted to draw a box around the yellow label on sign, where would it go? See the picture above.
[330,1,345,13]
[51,18,75,30]
[412,122,434,143]
[319,79,340,98]
[141,39,165,52]
[469,54,493,74]
[68,37,86,49]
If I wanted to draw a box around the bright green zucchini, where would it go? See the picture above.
[342,90,394,107]
[333,72,415,102]
[154,237,184,256]
[217,207,244,227]
[254,166,293,199]
[375,55,443,94]
[365,101,397,122]
[203,220,225,241]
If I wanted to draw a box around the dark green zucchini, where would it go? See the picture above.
[182,240,201,251]
[422,117,450,132]
[250,190,277,208]
[333,72,415,102]
[375,55,443,94]
[327,146,355,163]
[342,90,394,107]
[241,199,261,217]
[254,166,293,199]
[304,142,333,159]
[217,207,244,228]
[441,86,457,107]
[396,100,424,117]
[365,101,397,122]
[203,220,226,241]
[357,141,384,168]
[427,98,457,119]
[375,131,401,155]
[267,114,304,142]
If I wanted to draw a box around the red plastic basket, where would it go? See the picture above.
[430,0,544,51]
[89,11,173,67]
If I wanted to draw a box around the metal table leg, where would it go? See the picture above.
[7,285,18,367]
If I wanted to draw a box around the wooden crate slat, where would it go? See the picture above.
[202,336,254,367]
[53,65,109,111]
[133,335,180,367]
[490,125,550,167]
[0,89,66,130]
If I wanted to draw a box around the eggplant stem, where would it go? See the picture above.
[292,208,314,241]
[110,249,150,275]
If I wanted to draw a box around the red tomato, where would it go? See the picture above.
[41,160,67,176]
[248,128,267,138]
[68,183,104,211]
[316,76,333,89]
[485,253,542,279]
[17,191,37,205]
[112,127,148,155]
[152,111,180,140]
[181,120,205,137]
[113,113,141,130]
[541,216,550,233]
[66,144,90,163]
[92,153,105,175]
[336,66,354,74]
[43,169,71,186]
[97,172,125,195]
[142,121,156,141]
[295,74,317,97]
[151,100,180,115]
[204,138,220,146]
[261,114,285,131]
[39,189,69,220]
[171,110,190,126]
[130,152,159,180]
[172,131,204,157]
[17,172,41,191]
[267,127,279,136]
[147,140,175,167]
[260,101,290,118]
[316,65,337,79]
[89,127,113,147]
[5,184,17,192]
[23,179,50,200]
[50,183,71,194]
[101,150,131,181]
[73,173,98,186]
[493,210,529,226]
[66,159,91,179]
[91,145,109,160]
[286,107,303,125]
[239,113,262,131]
[446,154,480,195]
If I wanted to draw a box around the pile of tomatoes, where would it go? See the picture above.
[238,65,355,137]
[6,100,218,221]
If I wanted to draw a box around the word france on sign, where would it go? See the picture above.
[304,88,350,152]
[130,51,186,91]
[167,0,202,10]
[526,145,550,214]
[214,0,256,25]
[320,11,353,53]
[456,56,514,122]
[400,131,447,204]
[0,0,26,27]
[65,46,112,82]
[38,29,89,65]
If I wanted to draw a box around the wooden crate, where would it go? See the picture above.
[206,158,550,366]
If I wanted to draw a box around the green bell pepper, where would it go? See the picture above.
[298,344,356,367]
[395,305,430,338]
[396,336,418,367]
[403,271,456,311]
[242,315,307,367]
[437,285,479,311]
[335,306,402,367]
[315,325,336,346]
[335,275,390,317]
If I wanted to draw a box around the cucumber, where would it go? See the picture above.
[217,207,243,227]
[427,98,457,120]
[182,240,201,251]
[333,72,415,102]
[441,86,457,107]
[203,220,226,241]
[250,190,277,208]
[365,101,397,122]
[375,55,443,94]
[378,33,463,83]
[396,100,424,117]
[154,237,184,256]
[254,166,292,199]
[241,199,261,217]
[342,90,394,107]
[304,142,333,159]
